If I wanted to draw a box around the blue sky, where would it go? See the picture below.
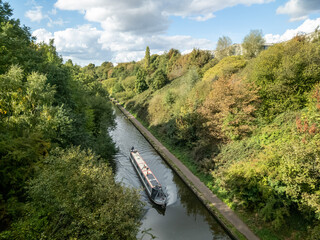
[8,0,320,66]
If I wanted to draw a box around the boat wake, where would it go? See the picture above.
[165,184,177,206]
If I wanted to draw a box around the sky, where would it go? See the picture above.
[7,0,320,66]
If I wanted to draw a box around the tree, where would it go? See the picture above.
[187,48,212,68]
[151,69,168,90]
[144,46,150,69]
[135,68,148,93]
[242,30,265,58]
[0,3,37,75]
[199,75,259,142]
[0,0,12,23]
[3,147,143,239]
[246,37,320,120]
[96,61,113,80]
[215,36,234,60]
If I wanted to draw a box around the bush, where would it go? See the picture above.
[150,69,168,90]
[203,56,247,82]
[121,76,136,92]
[246,37,320,120]
[101,78,118,95]
[1,147,143,240]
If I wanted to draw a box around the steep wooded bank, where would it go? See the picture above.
[0,2,142,239]
[102,34,320,239]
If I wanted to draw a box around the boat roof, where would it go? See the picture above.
[131,151,161,188]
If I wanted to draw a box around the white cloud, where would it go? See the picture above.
[33,28,54,42]
[25,4,66,27]
[105,34,213,63]
[47,18,66,27]
[25,6,45,22]
[31,0,282,65]
[190,13,215,22]
[33,25,109,66]
[32,24,213,65]
[277,0,320,21]
[264,18,320,43]
[48,0,272,64]
[50,8,57,15]
[54,0,273,35]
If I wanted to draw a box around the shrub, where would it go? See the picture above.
[121,75,136,92]
[150,69,169,90]
[2,147,143,240]
[246,37,320,120]
[203,56,247,82]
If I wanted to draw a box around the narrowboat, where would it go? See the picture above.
[129,147,167,208]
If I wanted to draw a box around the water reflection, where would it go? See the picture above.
[109,105,230,240]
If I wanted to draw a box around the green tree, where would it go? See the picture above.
[135,68,148,93]
[187,49,212,69]
[151,69,168,90]
[96,61,113,80]
[242,30,265,58]
[0,1,38,75]
[2,147,143,240]
[0,3,122,236]
[0,0,12,22]
[0,66,71,231]
[144,46,150,69]
[215,36,234,60]
[246,37,320,120]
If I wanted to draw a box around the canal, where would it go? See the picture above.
[109,104,231,240]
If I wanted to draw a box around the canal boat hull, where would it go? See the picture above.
[129,148,167,207]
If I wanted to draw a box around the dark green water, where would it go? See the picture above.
[110,105,231,240]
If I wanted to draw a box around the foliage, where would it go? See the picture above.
[144,46,150,69]
[122,76,136,92]
[110,30,320,237]
[203,56,247,81]
[135,68,148,93]
[96,61,113,80]
[165,90,176,106]
[2,147,143,240]
[16,6,318,235]
[0,2,38,75]
[185,67,200,86]
[102,78,118,95]
[0,3,141,238]
[199,75,259,142]
[215,36,234,60]
[150,69,169,90]
[166,49,181,78]
[187,48,212,69]
[200,58,219,77]
[242,30,265,59]
[246,37,320,120]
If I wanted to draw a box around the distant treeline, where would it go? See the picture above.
[0,1,142,239]
[99,31,320,238]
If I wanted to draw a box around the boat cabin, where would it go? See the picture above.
[129,147,167,207]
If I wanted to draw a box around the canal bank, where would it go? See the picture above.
[110,99,259,240]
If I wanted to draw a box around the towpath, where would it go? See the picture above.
[112,100,259,240]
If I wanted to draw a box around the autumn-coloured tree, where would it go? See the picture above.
[199,75,259,142]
